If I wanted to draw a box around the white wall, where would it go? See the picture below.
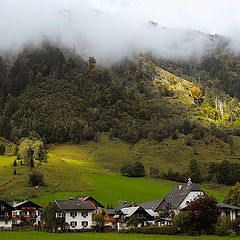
[179,191,204,209]
[0,220,12,229]
[65,210,94,230]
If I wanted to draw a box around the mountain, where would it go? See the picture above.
[1,40,240,202]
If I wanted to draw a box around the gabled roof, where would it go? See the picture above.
[217,202,240,210]
[140,200,163,212]
[105,209,116,215]
[145,209,157,217]
[55,200,97,211]
[161,183,203,209]
[13,200,42,209]
[114,206,156,219]
[119,206,140,218]
[78,196,104,208]
[0,200,15,211]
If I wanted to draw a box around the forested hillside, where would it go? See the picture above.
[1,40,240,147]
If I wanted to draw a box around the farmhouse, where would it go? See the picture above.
[54,199,97,230]
[113,206,156,230]
[0,200,14,229]
[104,202,137,227]
[157,178,204,215]
[78,196,104,214]
[12,200,42,227]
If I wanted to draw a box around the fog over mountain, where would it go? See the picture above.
[1,0,240,63]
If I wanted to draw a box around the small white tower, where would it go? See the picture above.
[187,177,192,186]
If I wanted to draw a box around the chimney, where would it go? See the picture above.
[178,185,183,191]
[68,197,74,200]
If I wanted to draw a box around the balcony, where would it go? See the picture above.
[12,215,38,219]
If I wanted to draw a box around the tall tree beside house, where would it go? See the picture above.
[189,159,201,183]
[224,182,240,207]
[187,194,220,234]
[92,213,105,232]
[157,203,175,219]
[42,202,67,232]
[126,216,141,228]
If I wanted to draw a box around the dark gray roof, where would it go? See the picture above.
[55,200,96,210]
[105,209,116,215]
[105,202,136,216]
[217,202,240,210]
[140,200,163,212]
[161,183,203,209]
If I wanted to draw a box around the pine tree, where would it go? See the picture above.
[189,159,201,183]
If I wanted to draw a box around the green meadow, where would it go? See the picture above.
[0,134,236,206]
[0,232,239,240]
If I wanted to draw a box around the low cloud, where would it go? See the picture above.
[0,0,239,63]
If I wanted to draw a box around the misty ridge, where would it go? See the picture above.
[0,0,239,64]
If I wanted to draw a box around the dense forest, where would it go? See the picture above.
[1,38,240,147]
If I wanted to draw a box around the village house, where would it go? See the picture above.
[54,199,97,230]
[104,202,137,227]
[157,178,204,215]
[217,202,240,221]
[12,200,42,227]
[113,206,156,230]
[78,196,104,214]
[0,200,15,229]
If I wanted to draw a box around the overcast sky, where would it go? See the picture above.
[1,0,240,62]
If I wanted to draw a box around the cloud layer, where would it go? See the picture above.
[1,0,240,62]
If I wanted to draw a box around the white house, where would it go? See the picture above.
[54,199,97,230]
[0,200,14,229]
[157,178,204,215]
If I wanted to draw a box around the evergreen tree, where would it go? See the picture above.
[219,160,233,185]
[189,159,201,183]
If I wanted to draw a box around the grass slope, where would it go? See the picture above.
[0,134,235,206]
[0,232,238,240]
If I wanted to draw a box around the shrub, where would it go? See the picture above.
[120,226,176,235]
[231,218,240,235]
[29,170,44,186]
[185,135,193,146]
[120,161,145,177]
[172,211,190,234]
[215,216,232,236]
[0,143,5,155]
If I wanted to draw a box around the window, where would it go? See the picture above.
[70,212,77,218]
[82,221,88,227]
[5,212,8,217]
[70,221,77,227]
[82,212,88,218]
[12,219,17,224]
[12,211,17,216]
[56,213,63,218]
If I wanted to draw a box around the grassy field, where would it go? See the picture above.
[0,134,237,206]
[0,232,239,240]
